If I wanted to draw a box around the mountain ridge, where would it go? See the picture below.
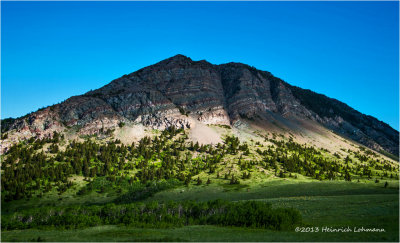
[1,54,398,156]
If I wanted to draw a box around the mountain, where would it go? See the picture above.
[1,54,398,156]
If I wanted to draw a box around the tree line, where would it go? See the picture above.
[1,199,302,231]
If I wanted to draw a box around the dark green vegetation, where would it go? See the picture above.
[1,117,15,134]
[2,181,398,242]
[1,126,399,241]
[2,127,397,202]
[2,200,301,230]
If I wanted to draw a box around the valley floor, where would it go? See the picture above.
[2,180,398,242]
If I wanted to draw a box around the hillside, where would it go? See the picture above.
[1,55,399,242]
[1,55,398,156]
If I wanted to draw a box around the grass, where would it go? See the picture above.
[2,223,397,242]
[147,178,399,202]
[2,179,398,242]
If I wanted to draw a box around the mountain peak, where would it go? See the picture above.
[2,56,398,156]
[160,54,193,65]
[170,54,191,60]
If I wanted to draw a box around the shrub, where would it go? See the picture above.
[1,199,302,231]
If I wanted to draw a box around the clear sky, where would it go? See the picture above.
[1,1,399,130]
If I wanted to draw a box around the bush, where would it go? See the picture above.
[114,179,181,203]
[1,199,302,231]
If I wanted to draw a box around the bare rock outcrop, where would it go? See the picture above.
[2,54,398,155]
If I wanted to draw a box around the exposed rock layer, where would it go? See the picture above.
[3,55,398,155]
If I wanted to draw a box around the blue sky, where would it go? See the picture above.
[1,1,399,130]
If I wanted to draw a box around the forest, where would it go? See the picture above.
[1,199,301,230]
[1,126,397,202]
[1,126,398,233]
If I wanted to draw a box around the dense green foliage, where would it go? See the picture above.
[1,200,301,231]
[114,179,181,203]
[1,118,16,133]
[1,125,397,239]
[258,136,397,181]
[1,126,397,202]
[2,181,398,242]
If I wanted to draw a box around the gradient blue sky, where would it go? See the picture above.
[2,1,399,130]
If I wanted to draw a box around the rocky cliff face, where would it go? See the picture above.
[2,55,398,155]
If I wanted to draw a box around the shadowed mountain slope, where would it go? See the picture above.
[2,55,398,155]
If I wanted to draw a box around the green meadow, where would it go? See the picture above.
[2,129,399,242]
[2,179,398,242]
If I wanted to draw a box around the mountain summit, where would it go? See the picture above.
[2,55,398,155]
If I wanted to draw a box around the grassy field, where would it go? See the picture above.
[147,178,399,202]
[3,224,398,242]
[2,179,398,242]
[2,124,398,242]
